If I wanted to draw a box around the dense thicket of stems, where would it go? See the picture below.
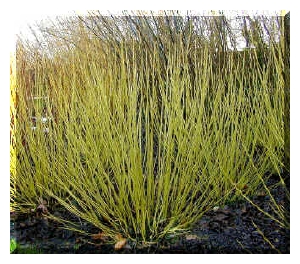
[10,11,289,243]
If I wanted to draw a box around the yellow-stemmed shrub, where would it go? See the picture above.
[12,12,289,244]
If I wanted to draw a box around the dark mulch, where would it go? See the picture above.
[10,176,289,254]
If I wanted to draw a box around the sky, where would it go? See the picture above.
[11,9,287,54]
[14,10,286,37]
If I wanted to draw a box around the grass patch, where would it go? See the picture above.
[10,239,42,254]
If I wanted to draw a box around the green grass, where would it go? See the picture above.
[11,11,289,246]
[10,239,42,254]
[10,239,17,253]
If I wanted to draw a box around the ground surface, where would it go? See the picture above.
[10,177,289,254]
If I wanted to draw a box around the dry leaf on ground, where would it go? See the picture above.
[91,232,108,241]
[185,234,198,240]
[36,197,48,214]
[114,234,127,250]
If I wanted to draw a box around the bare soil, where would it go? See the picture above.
[10,176,289,254]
